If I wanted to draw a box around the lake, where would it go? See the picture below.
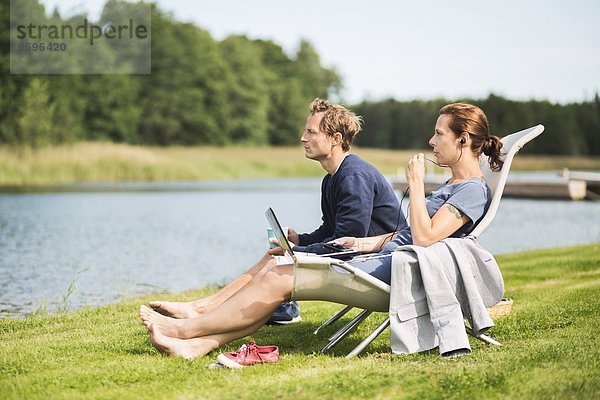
[1,176,598,317]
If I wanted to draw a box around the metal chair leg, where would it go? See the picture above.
[328,310,371,342]
[346,317,391,359]
[321,310,372,353]
[465,326,502,346]
[313,305,354,335]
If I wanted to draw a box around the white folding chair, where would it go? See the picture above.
[291,125,545,358]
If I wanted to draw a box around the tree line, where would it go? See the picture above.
[353,95,600,155]
[1,0,598,155]
[1,0,340,147]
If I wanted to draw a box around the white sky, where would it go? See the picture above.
[39,0,600,104]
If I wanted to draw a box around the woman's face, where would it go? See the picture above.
[429,114,461,165]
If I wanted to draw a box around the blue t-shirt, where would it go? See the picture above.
[382,177,491,252]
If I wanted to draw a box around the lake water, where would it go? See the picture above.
[1,176,599,317]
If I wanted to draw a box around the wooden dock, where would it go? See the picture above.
[392,169,600,201]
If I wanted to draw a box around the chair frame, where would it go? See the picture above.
[294,124,545,358]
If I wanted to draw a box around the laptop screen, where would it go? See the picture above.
[265,207,294,256]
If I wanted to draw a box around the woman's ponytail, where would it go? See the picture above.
[482,135,503,172]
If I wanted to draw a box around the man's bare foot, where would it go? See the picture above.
[148,323,219,360]
[140,305,188,338]
[148,295,218,318]
[148,300,201,319]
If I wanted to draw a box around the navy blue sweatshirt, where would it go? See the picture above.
[296,154,402,254]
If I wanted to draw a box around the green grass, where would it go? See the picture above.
[1,142,599,186]
[1,244,599,399]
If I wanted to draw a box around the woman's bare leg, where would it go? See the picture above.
[141,263,293,339]
[148,253,276,318]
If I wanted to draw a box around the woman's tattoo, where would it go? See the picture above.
[447,204,463,220]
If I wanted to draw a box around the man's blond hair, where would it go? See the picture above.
[309,98,362,152]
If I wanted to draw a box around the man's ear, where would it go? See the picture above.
[333,132,343,145]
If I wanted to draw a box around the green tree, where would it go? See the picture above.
[14,78,57,147]
[219,36,269,145]
[0,0,39,144]
[267,77,307,145]
[137,8,231,145]
[78,75,141,143]
[99,0,151,74]
[45,75,86,144]
[293,40,341,100]
[246,39,303,145]
[353,100,393,148]
[575,94,600,155]
[267,40,343,146]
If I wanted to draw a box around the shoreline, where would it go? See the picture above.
[1,142,599,187]
[2,243,598,320]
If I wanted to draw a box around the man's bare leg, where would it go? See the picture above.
[148,253,276,318]
[147,317,269,360]
[141,263,293,339]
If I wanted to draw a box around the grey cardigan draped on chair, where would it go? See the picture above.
[389,237,504,355]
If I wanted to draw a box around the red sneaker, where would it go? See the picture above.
[216,340,279,369]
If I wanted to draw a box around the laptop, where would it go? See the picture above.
[265,207,359,260]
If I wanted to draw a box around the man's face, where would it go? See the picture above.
[301,113,335,161]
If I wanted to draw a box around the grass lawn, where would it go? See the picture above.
[1,244,599,399]
[1,142,599,186]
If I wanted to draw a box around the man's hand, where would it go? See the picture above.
[287,228,299,246]
[267,244,285,256]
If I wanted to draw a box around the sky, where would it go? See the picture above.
[39,0,600,104]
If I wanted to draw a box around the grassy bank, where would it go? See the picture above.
[1,142,599,186]
[1,244,599,399]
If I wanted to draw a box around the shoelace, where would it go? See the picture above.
[236,340,265,363]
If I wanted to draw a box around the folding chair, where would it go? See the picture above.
[291,124,545,358]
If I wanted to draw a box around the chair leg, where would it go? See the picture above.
[313,305,354,335]
[465,326,502,346]
[346,317,391,359]
[321,310,372,353]
[328,309,371,342]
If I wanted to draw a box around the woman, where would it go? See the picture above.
[140,103,504,359]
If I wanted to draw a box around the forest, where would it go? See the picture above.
[1,0,599,155]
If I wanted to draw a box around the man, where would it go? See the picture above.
[269,98,402,324]
[149,98,402,325]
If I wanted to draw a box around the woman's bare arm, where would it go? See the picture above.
[406,153,469,247]
[333,232,397,253]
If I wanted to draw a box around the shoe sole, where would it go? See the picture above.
[216,354,245,369]
[268,315,302,325]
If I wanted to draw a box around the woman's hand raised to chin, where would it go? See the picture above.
[406,153,425,188]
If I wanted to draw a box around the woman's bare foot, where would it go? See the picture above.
[148,300,201,319]
[148,323,219,360]
[140,305,187,338]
